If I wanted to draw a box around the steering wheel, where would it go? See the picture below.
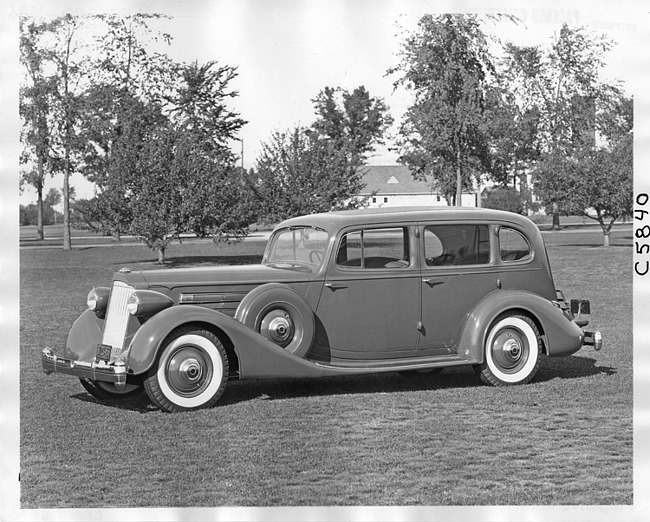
[309,250,323,264]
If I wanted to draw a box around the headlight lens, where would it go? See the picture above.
[126,293,140,315]
[126,290,174,316]
[87,287,110,312]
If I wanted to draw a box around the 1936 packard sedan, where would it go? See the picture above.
[42,207,602,412]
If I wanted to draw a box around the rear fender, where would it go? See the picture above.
[458,290,585,362]
[125,305,329,378]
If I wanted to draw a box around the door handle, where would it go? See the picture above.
[325,283,348,291]
[422,278,444,288]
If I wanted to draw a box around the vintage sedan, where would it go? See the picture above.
[42,207,602,412]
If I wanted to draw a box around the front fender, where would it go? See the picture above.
[125,305,333,379]
[458,290,585,363]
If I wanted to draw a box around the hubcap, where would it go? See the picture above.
[491,328,528,373]
[165,346,212,397]
[260,309,294,347]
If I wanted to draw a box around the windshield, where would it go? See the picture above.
[264,226,330,271]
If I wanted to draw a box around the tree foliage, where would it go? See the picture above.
[502,24,623,229]
[311,86,393,167]
[389,14,496,205]
[252,127,361,222]
[20,14,254,261]
[252,85,391,222]
[533,95,632,245]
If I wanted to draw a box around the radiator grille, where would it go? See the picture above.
[101,281,135,358]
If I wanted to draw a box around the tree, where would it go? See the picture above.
[481,85,541,212]
[19,17,58,240]
[78,14,174,240]
[533,95,632,246]
[252,85,391,222]
[502,24,620,227]
[126,61,252,263]
[252,126,361,222]
[20,15,91,249]
[311,86,393,167]
[388,14,495,205]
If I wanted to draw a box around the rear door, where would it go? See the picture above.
[418,223,499,353]
[314,225,421,359]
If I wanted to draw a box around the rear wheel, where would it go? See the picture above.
[476,313,542,386]
[79,378,144,400]
[144,327,228,412]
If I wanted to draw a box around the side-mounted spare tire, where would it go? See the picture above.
[235,283,315,358]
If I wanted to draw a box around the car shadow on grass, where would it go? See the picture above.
[536,354,617,382]
[70,391,158,413]
[68,355,617,412]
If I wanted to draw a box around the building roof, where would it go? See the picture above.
[359,165,436,195]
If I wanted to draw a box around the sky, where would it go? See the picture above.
[7,0,649,205]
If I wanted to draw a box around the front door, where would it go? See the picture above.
[314,226,420,359]
[418,223,498,353]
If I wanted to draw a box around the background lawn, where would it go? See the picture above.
[18,224,632,508]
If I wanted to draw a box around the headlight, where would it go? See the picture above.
[126,290,174,317]
[87,287,110,312]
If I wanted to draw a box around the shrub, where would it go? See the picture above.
[483,187,524,214]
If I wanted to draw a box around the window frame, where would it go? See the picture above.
[421,222,492,268]
[334,225,413,271]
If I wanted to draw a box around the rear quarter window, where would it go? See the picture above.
[499,227,532,262]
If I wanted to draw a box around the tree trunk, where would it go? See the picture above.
[552,202,560,230]
[36,156,45,240]
[62,156,72,250]
[157,247,165,264]
[518,168,528,215]
[603,232,610,247]
[36,185,44,241]
[456,148,462,207]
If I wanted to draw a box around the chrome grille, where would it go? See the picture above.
[101,281,135,359]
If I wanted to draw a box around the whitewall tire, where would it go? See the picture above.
[144,327,228,412]
[477,313,542,386]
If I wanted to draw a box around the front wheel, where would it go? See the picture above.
[475,313,542,386]
[144,327,228,412]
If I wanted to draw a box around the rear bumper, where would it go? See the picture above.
[42,347,127,387]
[582,330,603,351]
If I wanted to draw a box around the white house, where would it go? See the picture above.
[358,165,478,208]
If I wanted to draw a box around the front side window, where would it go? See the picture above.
[424,224,490,266]
[265,226,329,269]
[499,227,531,262]
[336,227,410,269]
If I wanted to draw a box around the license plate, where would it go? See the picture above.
[96,344,112,363]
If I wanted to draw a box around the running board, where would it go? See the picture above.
[309,354,480,373]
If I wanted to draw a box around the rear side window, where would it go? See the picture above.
[424,224,490,266]
[499,227,532,262]
[336,227,410,269]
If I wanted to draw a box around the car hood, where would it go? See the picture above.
[115,263,312,290]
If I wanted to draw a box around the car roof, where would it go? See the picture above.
[275,206,538,235]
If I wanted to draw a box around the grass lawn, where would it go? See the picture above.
[18,225,633,509]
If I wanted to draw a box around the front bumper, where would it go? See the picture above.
[42,347,127,388]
